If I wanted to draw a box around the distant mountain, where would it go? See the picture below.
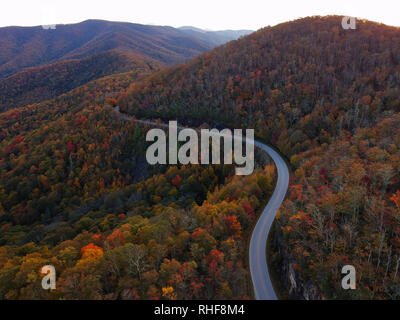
[211,29,254,39]
[179,26,253,36]
[0,50,160,112]
[0,19,248,79]
[179,26,253,45]
[179,26,208,33]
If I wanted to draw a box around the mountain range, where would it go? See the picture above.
[0,19,253,79]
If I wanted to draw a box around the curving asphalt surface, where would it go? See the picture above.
[114,107,290,300]
[249,141,289,300]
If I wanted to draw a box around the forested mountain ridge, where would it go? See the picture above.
[0,19,252,80]
[0,50,161,112]
[118,16,400,299]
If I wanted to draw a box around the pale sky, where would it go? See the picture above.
[0,0,399,30]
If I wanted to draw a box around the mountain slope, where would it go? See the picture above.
[0,19,251,79]
[0,50,161,112]
[0,51,161,112]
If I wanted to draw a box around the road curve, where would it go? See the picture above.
[114,107,290,300]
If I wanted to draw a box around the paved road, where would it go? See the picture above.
[249,141,289,300]
[114,107,290,300]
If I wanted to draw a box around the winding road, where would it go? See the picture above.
[114,107,290,300]
[249,141,289,300]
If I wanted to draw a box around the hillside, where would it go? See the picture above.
[118,16,400,299]
[0,50,161,112]
[0,19,251,79]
